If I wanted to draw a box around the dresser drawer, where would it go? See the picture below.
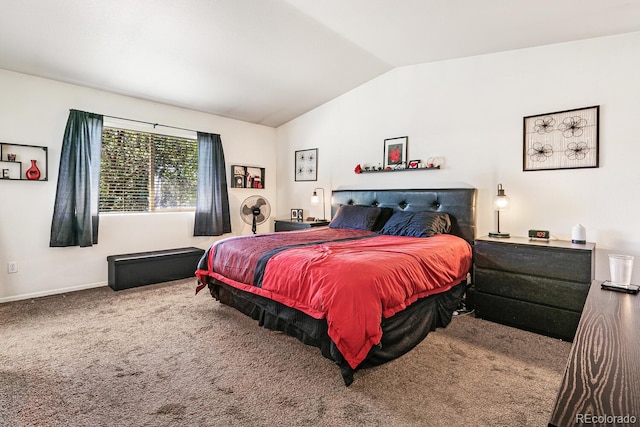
[474,240,592,283]
[475,268,589,312]
[475,292,581,341]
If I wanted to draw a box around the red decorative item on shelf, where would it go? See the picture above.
[354,164,362,174]
[26,160,41,180]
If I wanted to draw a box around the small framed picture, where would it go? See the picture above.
[291,209,299,220]
[408,159,420,169]
[297,209,303,219]
[383,136,408,169]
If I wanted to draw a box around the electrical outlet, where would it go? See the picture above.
[7,261,18,274]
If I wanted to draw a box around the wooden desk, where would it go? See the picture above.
[549,280,640,426]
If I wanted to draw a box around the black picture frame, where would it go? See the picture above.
[295,148,318,181]
[523,106,599,171]
[383,136,408,169]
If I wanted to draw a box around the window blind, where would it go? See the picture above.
[99,127,198,212]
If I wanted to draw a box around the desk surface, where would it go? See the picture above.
[549,280,640,426]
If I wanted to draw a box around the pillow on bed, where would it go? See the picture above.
[372,207,394,231]
[329,205,382,231]
[380,210,451,237]
[378,210,414,235]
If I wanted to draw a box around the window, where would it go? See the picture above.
[99,127,198,212]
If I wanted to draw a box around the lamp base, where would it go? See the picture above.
[488,232,510,238]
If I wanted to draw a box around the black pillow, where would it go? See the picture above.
[378,210,413,235]
[329,205,382,231]
[372,207,394,232]
[380,210,451,237]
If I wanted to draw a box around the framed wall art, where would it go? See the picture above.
[523,106,599,171]
[295,148,317,181]
[383,136,408,169]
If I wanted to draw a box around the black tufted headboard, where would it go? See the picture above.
[331,188,477,245]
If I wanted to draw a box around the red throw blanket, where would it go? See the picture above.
[196,229,471,369]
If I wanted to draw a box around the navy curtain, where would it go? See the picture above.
[194,132,231,236]
[50,110,104,247]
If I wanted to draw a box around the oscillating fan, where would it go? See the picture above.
[240,195,271,234]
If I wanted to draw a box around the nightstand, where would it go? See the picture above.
[473,236,595,341]
[274,219,330,232]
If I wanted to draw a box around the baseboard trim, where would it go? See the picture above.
[0,281,108,304]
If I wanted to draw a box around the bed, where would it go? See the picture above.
[195,188,477,385]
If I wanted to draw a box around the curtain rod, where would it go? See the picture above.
[104,114,200,134]
[74,109,211,135]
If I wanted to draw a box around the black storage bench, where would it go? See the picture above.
[107,247,205,291]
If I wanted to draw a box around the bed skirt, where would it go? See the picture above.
[206,278,466,385]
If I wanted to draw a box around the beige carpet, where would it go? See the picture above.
[0,279,571,426]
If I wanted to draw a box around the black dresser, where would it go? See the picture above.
[473,236,595,341]
[274,219,330,232]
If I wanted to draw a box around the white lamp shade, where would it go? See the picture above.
[494,195,509,211]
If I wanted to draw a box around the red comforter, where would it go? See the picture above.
[196,227,472,369]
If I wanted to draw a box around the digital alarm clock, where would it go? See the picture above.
[528,229,550,240]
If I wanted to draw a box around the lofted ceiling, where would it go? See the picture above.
[1,0,640,127]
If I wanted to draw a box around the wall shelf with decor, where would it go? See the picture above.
[0,142,48,181]
[356,166,440,174]
[354,152,443,174]
[231,164,265,189]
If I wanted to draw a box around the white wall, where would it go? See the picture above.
[3,32,639,301]
[276,32,640,284]
[0,70,277,302]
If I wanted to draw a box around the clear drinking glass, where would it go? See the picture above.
[608,254,634,288]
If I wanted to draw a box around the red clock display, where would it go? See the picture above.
[528,229,550,239]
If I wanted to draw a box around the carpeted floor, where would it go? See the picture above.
[0,279,571,426]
